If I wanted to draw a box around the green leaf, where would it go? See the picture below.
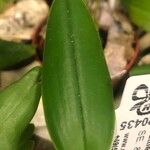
[43,0,115,149]
[122,0,150,32]
[130,65,150,76]
[18,124,35,150]
[0,0,15,13]
[0,66,41,150]
[0,40,36,70]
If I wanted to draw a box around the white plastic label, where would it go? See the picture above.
[111,75,150,150]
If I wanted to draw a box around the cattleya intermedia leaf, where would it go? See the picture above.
[0,40,36,70]
[43,0,115,149]
[0,67,41,150]
[122,0,150,32]
[0,0,16,12]
[130,65,150,76]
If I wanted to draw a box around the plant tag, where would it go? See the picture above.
[111,75,150,150]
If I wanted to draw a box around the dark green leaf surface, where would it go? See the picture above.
[130,65,150,76]
[0,0,15,13]
[0,40,36,70]
[0,67,41,150]
[43,0,115,149]
[122,0,150,32]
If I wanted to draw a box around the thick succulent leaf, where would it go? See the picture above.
[0,40,36,70]
[0,0,8,12]
[0,0,15,12]
[0,67,41,150]
[130,65,150,76]
[122,0,150,32]
[43,0,115,149]
[18,124,35,150]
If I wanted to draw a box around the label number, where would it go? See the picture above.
[120,118,150,130]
